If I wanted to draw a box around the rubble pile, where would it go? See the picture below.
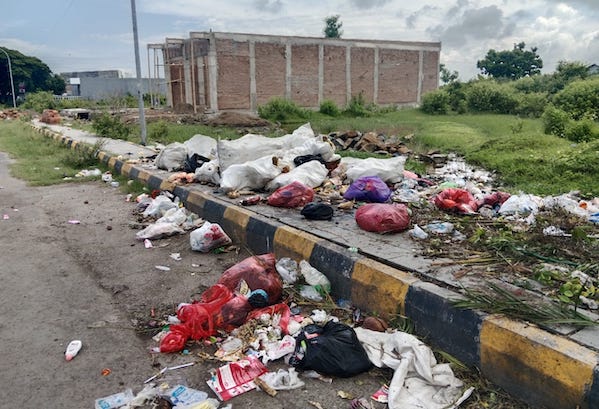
[0,109,20,120]
[328,130,411,155]
[40,109,61,124]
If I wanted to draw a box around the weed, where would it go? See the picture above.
[257,98,309,122]
[92,112,131,140]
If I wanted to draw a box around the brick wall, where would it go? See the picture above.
[255,42,286,106]
[216,39,250,110]
[323,45,347,106]
[290,44,319,107]
[350,47,375,103]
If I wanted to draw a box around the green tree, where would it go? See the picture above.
[324,15,343,38]
[0,48,65,105]
[477,42,543,80]
[440,64,459,84]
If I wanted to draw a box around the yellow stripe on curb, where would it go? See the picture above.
[159,180,175,191]
[273,226,319,260]
[187,190,208,209]
[120,163,134,177]
[351,258,419,318]
[97,151,108,162]
[107,156,118,168]
[481,316,597,408]
[136,170,152,183]
[223,206,253,243]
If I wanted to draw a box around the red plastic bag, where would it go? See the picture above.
[214,296,254,332]
[267,181,314,208]
[479,191,511,208]
[217,254,283,304]
[433,188,478,214]
[355,203,410,233]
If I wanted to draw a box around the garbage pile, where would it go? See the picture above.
[0,109,20,120]
[103,191,475,409]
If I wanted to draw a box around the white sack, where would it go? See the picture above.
[342,156,407,183]
[194,159,221,184]
[266,160,329,191]
[354,327,473,409]
[183,134,217,159]
[219,156,282,192]
[217,123,323,171]
[155,142,187,171]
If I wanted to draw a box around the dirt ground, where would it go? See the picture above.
[0,151,396,409]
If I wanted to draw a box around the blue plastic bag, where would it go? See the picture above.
[343,176,391,203]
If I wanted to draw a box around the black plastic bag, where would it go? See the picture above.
[289,321,372,377]
[293,154,326,167]
[301,202,334,220]
[184,153,210,173]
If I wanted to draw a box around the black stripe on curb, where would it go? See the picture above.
[588,368,599,407]
[310,241,358,301]
[147,175,164,192]
[405,281,483,367]
[245,215,278,254]
[113,159,124,176]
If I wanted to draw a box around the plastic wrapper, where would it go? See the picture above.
[217,254,282,304]
[206,355,268,401]
[355,203,410,233]
[267,181,314,208]
[343,175,392,203]
[190,222,232,252]
[433,188,478,214]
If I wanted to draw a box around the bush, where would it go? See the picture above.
[465,81,518,114]
[149,120,169,141]
[514,92,548,118]
[343,93,370,117]
[92,113,130,140]
[420,90,450,115]
[563,118,599,143]
[541,105,570,136]
[20,91,56,112]
[552,78,599,120]
[257,97,309,121]
[319,99,340,116]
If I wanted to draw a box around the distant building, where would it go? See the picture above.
[155,32,441,113]
[59,70,166,101]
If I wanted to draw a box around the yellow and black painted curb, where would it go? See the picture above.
[34,124,599,409]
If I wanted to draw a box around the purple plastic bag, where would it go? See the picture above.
[343,176,391,203]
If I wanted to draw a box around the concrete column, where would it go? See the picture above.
[417,50,424,104]
[346,45,351,103]
[207,33,218,112]
[196,56,205,109]
[249,41,257,112]
[373,47,379,104]
[318,44,324,105]
[285,43,291,100]
[183,46,193,105]
[162,49,173,107]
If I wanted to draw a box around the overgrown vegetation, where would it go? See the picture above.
[92,113,131,140]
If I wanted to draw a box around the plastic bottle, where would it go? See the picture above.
[65,340,82,361]
[299,260,331,294]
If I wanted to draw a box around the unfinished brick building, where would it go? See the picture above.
[159,32,441,113]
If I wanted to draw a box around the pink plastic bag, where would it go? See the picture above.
[355,203,410,233]
[433,188,478,214]
[217,254,283,304]
[267,181,314,208]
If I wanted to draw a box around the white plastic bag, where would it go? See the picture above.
[342,156,407,183]
[136,222,185,240]
[275,257,299,284]
[266,160,328,191]
[142,195,178,218]
[190,222,232,252]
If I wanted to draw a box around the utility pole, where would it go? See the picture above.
[130,0,147,145]
[0,47,16,109]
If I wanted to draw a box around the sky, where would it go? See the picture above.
[1,0,598,81]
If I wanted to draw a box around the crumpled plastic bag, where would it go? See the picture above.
[355,203,411,233]
[136,222,185,240]
[190,222,232,252]
[258,368,305,390]
[301,202,334,220]
[433,188,478,214]
[344,176,392,203]
[143,195,178,218]
[267,181,314,208]
[498,193,541,216]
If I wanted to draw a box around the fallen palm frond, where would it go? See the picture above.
[453,282,598,327]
